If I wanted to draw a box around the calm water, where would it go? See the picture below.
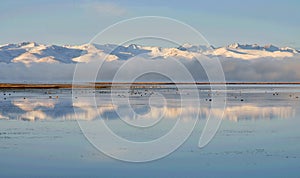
[0,85,300,177]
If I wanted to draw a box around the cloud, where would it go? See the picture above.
[220,57,300,82]
[83,1,127,16]
[1,55,300,83]
[0,63,75,83]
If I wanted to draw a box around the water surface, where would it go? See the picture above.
[0,85,300,177]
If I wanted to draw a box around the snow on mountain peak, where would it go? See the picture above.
[0,42,299,64]
[263,44,280,52]
[209,43,299,60]
[127,44,140,50]
[227,43,261,50]
[19,42,38,48]
[179,43,195,49]
[227,43,240,49]
[280,47,299,53]
[226,43,299,53]
[177,43,211,53]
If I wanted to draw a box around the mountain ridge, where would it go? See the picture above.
[0,42,299,64]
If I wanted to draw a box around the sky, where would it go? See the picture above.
[0,0,299,48]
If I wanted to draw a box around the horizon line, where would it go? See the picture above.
[1,82,300,89]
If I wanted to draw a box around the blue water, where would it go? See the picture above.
[0,85,300,177]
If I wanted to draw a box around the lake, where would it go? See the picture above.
[0,85,300,177]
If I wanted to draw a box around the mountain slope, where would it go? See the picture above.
[206,43,299,60]
[0,42,299,64]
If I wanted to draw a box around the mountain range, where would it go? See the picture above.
[0,42,299,64]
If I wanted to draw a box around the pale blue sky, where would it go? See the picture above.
[0,0,299,48]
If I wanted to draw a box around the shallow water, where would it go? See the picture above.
[0,85,300,177]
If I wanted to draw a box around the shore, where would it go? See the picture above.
[1,82,300,89]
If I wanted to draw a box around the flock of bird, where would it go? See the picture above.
[1,88,299,102]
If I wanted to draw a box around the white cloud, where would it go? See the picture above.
[83,1,127,16]
[2,56,300,83]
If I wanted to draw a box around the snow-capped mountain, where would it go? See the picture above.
[208,43,299,60]
[0,42,299,64]
[0,42,84,64]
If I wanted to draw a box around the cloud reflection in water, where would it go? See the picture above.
[0,90,296,122]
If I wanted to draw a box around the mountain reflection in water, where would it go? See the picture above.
[0,86,298,122]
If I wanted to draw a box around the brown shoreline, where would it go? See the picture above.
[0,82,300,89]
